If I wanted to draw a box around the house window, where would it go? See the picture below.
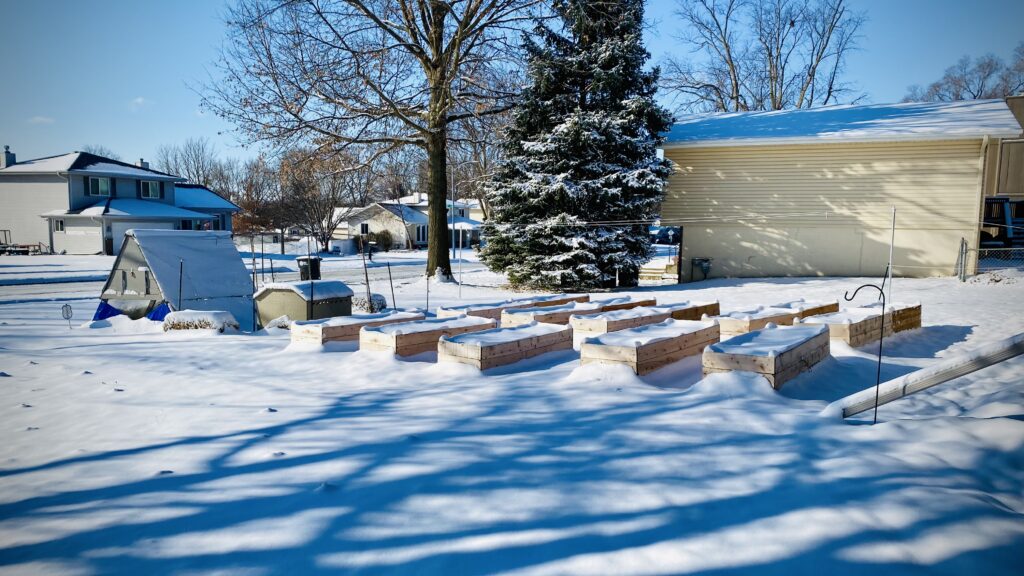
[181,220,194,231]
[54,219,65,232]
[416,225,428,243]
[360,222,369,235]
[141,181,160,199]
[88,177,111,197]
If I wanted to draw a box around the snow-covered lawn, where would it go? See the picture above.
[0,256,1022,574]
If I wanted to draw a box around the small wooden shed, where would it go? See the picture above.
[254,280,353,327]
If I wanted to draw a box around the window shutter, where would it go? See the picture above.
[136,180,142,199]
[159,181,165,199]
[85,176,92,196]
[109,178,116,197]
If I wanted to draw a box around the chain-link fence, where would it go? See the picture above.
[957,238,1024,281]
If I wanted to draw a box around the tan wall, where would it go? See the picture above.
[255,290,352,326]
[348,209,418,248]
[997,140,1024,198]
[662,139,986,279]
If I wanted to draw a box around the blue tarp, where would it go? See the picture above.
[145,302,172,322]
[92,300,122,321]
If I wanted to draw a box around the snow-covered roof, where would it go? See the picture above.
[396,192,475,209]
[663,99,1023,148]
[447,216,482,230]
[174,184,239,211]
[254,280,354,301]
[123,230,254,326]
[47,199,213,220]
[0,151,182,180]
[376,203,429,224]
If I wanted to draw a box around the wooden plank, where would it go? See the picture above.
[360,318,497,357]
[794,301,840,319]
[669,302,720,320]
[438,326,573,369]
[716,311,798,337]
[437,295,590,320]
[580,324,720,374]
[290,313,426,344]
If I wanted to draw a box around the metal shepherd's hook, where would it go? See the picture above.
[844,283,886,425]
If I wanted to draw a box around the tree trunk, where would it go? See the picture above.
[425,128,452,277]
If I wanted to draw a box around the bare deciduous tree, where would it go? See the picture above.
[279,150,374,253]
[155,137,222,186]
[904,43,1024,102]
[203,0,539,276]
[80,145,121,161]
[662,0,865,113]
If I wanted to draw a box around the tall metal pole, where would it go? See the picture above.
[458,227,463,300]
[845,284,886,425]
[387,262,396,310]
[178,259,183,311]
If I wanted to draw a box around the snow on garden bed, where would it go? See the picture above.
[709,323,828,357]
[162,310,240,332]
[588,318,718,348]
[800,307,883,325]
[292,309,422,328]
[365,314,494,336]
[441,320,568,346]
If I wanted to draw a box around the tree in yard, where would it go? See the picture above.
[904,42,1024,102]
[279,150,374,253]
[80,145,122,161]
[662,0,865,113]
[203,0,539,277]
[154,137,222,186]
[480,0,673,290]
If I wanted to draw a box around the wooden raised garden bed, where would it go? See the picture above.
[580,319,720,375]
[771,299,840,319]
[702,324,830,389]
[438,322,574,370]
[501,296,655,327]
[570,300,722,339]
[436,294,590,321]
[884,303,922,333]
[359,315,496,356]
[800,308,887,348]
[713,307,800,337]
[291,310,425,344]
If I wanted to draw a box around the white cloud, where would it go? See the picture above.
[129,96,149,111]
[27,115,55,125]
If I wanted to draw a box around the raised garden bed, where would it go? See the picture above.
[436,294,590,321]
[359,315,496,357]
[290,310,425,344]
[702,324,830,389]
[867,302,922,333]
[501,296,655,327]
[568,300,716,338]
[711,306,800,337]
[580,319,720,375]
[438,322,573,370]
[770,299,840,319]
[800,308,887,348]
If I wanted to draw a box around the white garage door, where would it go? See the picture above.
[110,221,175,254]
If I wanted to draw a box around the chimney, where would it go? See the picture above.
[1,146,14,169]
[136,158,149,170]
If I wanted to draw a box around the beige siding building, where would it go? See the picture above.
[661,99,1023,280]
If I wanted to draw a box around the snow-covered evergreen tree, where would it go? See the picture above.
[481,0,673,289]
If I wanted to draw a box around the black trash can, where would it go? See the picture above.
[297,255,322,281]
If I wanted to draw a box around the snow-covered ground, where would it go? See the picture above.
[0,256,1022,575]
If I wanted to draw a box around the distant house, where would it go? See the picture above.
[660,99,1024,279]
[334,195,482,249]
[0,148,239,255]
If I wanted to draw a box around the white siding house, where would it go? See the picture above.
[0,149,239,255]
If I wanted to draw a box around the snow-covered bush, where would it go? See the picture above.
[163,310,240,333]
[352,293,388,313]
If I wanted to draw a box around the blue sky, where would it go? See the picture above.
[2,0,1022,164]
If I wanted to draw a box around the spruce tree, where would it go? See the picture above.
[481,0,673,290]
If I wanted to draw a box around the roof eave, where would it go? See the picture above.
[660,131,1023,149]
